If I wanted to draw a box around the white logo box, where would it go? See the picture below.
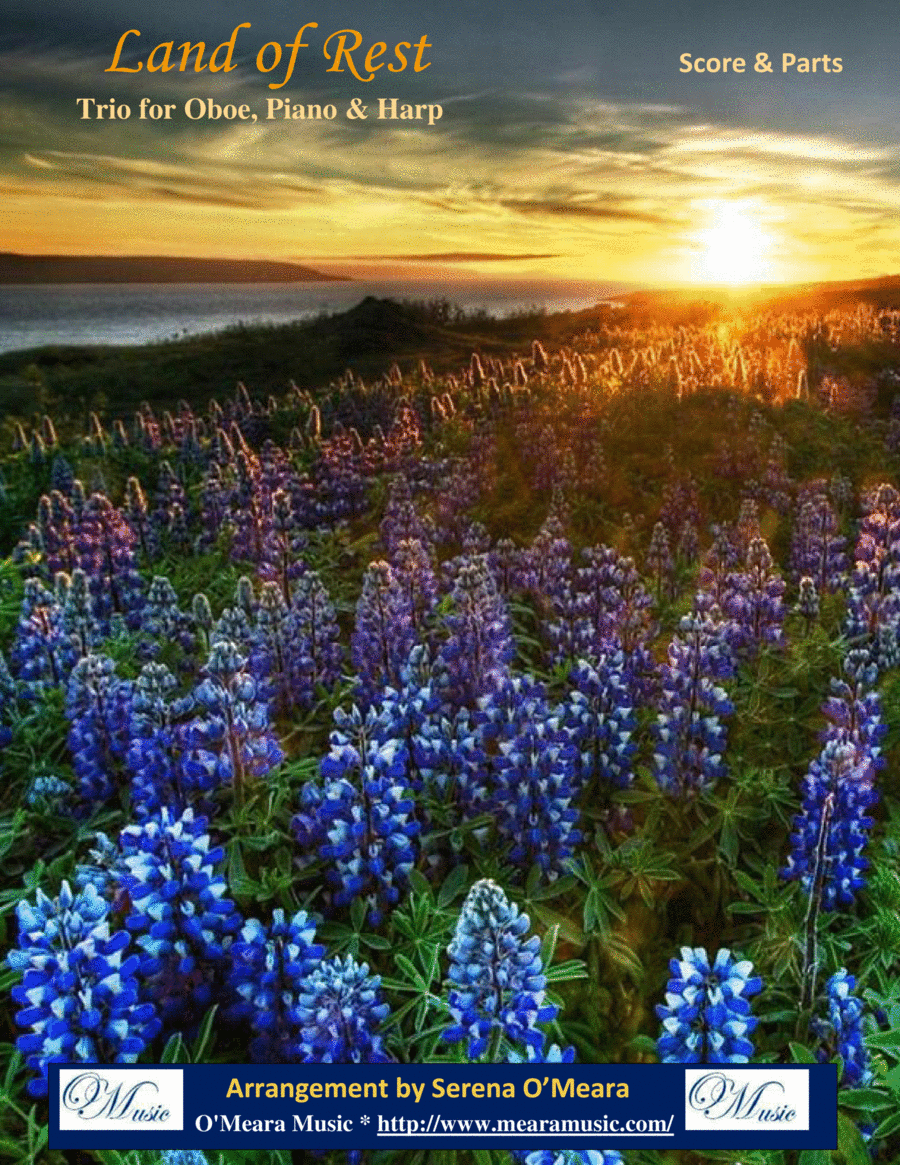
[685,1067,810,1132]
[58,1068,184,1131]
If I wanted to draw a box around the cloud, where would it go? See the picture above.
[341,251,562,262]
[499,198,675,225]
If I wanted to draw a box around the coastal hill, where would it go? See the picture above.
[0,253,347,284]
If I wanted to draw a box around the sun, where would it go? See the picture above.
[692,201,776,285]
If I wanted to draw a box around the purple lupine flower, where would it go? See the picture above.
[180,639,283,804]
[488,537,532,597]
[351,560,416,707]
[576,548,656,697]
[293,954,391,1063]
[7,881,160,1097]
[796,576,820,629]
[698,525,740,606]
[117,807,242,1027]
[444,879,555,1061]
[723,536,786,655]
[437,555,513,709]
[652,611,734,796]
[72,492,145,632]
[392,538,439,638]
[844,486,900,668]
[228,909,324,1062]
[656,946,762,1063]
[34,490,78,577]
[791,490,847,592]
[677,520,699,566]
[258,486,307,602]
[646,521,674,600]
[380,474,434,558]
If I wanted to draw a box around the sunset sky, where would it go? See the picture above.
[1,0,899,284]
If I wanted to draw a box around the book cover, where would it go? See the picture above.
[0,1,897,1163]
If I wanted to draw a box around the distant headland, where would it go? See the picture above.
[0,254,348,284]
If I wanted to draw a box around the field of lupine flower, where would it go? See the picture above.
[1,292,900,1165]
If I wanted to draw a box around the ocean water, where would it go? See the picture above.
[0,279,629,355]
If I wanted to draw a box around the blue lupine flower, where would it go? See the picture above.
[656,946,762,1063]
[65,653,132,808]
[445,879,556,1060]
[514,1152,624,1165]
[783,740,879,910]
[160,1151,208,1165]
[293,704,420,925]
[810,969,872,1089]
[249,580,297,715]
[117,807,242,1027]
[60,568,101,658]
[486,682,581,878]
[507,1043,628,1162]
[351,560,416,706]
[229,909,324,1062]
[392,537,439,637]
[293,954,391,1063]
[576,547,657,698]
[141,576,196,663]
[180,639,283,803]
[7,881,160,1097]
[11,577,78,696]
[652,612,734,796]
[844,559,900,672]
[126,662,186,820]
[0,649,17,761]
[284,569,343,707]
[783,650,883,909]
[25,772,72,813]
[564,655,636,796]
[438,555,514,709]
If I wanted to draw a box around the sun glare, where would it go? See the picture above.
[692,201,775,285]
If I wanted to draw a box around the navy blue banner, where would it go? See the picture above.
[49,1062,837,1151]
